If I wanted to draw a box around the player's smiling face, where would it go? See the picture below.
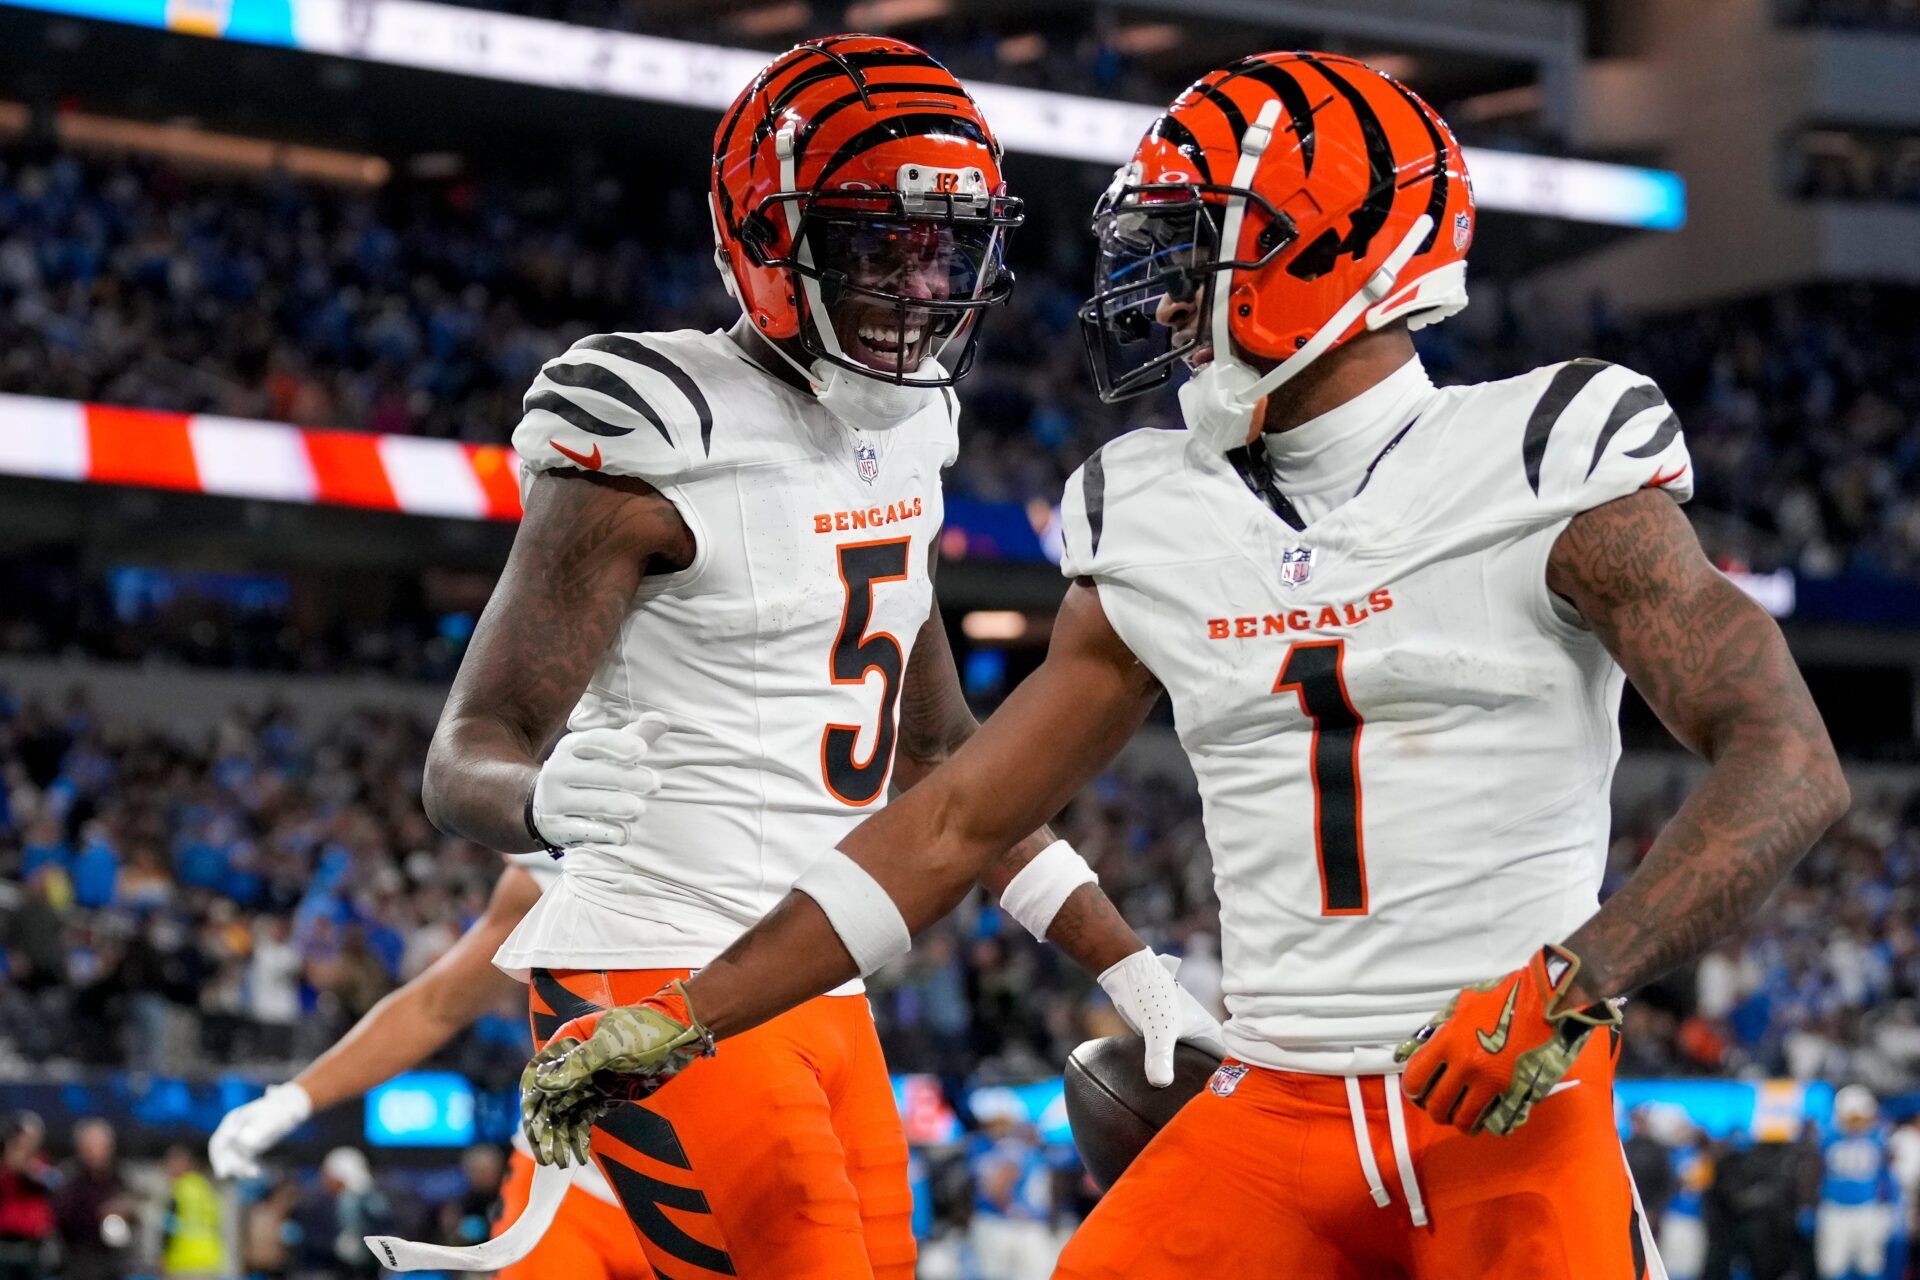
[816,219,959,376]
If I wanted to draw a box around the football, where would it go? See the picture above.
[1063,1035,1224,1190]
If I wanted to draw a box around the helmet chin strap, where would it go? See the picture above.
[755,126,940,434]
[1179,212,1434,453]
[1174,95,1436,453]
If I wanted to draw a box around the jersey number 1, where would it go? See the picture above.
[1274,639,1368,916]
[823,539,911,806]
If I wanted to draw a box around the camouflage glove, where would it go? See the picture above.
[1394,945,1621,1136]
[520,981,715,1168]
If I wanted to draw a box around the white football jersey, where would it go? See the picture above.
[1059,356,1693,1074]
[494,329,954,986]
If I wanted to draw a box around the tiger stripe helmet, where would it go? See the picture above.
[1080,52,1473,445]
[711,35,1022,388]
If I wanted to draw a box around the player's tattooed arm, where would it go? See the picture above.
[1546,489,1849,1005]
[422,471,695,852]
[895,558,1149,974]
[689,580,1163,1037]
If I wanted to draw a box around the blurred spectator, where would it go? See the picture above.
[290,1148,387,1279]
[436,1146,505,1249]
[1626,1106,1679,1232]
[239,1177,301,1280]
[965,1090,1057,1280]
[1659,1113,1714,1280]
[2,140,1917,585]
[51,1119,134,1280]
[0,1114,55,1280]
[155,1144,226,1280]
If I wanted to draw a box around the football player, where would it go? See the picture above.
[421,34,1222,1280]
[206,860,651,1280]
[522,53,1849,1280]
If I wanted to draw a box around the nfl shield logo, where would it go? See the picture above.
[1453,210,1472,250]
[1209,1063,1250,1098]
[1278,545,1315,589]
[855,440,880,485]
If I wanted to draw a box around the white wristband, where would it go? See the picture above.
[792,851,912,976]
[998,839,1098,941]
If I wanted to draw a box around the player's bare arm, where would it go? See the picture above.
[1549,488,1849,1001]
[422,470,694,853]
[296,865,540,1107]
[1400,489,1849,1136]
[517,581,1217,1162]
[692,579,1158,1031]
[209,866,541,1177]
[894,554,1147,975]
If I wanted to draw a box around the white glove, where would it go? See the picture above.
[209,1082,312,1179]
[1097,948,1228,1088]
[529,714,669,850]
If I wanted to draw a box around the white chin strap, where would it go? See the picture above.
[1175,99,1438,452]
[1179,211,1433,453]
[765,125,943,434]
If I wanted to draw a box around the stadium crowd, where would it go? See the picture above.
[4,140,1919,581]
[4,683,1920,1276]
[3,682,1920,1093]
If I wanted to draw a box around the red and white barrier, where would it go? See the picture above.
[0,394,523,521]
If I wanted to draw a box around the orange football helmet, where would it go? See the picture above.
[711,35,1021,396]
[1080,53,1474,449]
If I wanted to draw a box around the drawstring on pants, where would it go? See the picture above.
[1342,1074,1429,1228]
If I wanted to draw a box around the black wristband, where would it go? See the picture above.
[525,789,563,859]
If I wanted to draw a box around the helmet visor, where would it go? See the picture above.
[1079,197,1221,402]
[1077,182,1294,404]
[801,215,1010,380]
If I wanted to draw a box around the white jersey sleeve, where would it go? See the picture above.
[1058,428,1189,582]
[511,332,715,494]
[1515,358,1694,520]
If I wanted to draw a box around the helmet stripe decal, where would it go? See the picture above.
[1148,113,1213,184]
[1380,78,1449,254]
[1221,58,1321,175]
[1290,55,1397,277]
[773,83,973,156]
[1522,358,1612,494]
[1192,83,1247,150]
[768,52,950,118]
[814,112,990,188]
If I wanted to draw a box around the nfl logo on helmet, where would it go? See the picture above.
[1279,546,1315,588]
[856,441,880,485]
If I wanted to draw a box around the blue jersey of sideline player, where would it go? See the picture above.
[1816,1086,1897,1280]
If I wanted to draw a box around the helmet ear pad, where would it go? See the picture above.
[725,227,804,340]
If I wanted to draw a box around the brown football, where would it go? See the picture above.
[1062,1035,1223,1190]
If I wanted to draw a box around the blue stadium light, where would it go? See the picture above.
[0,0,1687,231]
[365,1071,478,1148]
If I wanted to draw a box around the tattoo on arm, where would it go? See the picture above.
[422,471,694,852]
[1547,490,1849,1002]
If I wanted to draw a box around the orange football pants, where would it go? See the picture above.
[1056,1030,1662,1280]
[529,968,916,1280]
[493,1149,654,1280]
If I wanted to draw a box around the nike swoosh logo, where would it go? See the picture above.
[1547,1081,1580,1097]
[550,439,603,470]
[1476,983,1521,1054]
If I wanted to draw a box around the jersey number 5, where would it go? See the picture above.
[1274,639,1368,916]
[823,538,911,806]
